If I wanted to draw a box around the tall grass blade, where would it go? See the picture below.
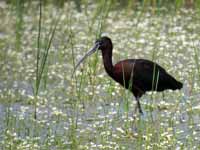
[15,0,24,51]
[193,44,200,83]
[35,0,60,119]
[36,0,42,96]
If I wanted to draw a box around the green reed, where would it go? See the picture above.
[35,0,60,120]
[15,0,24,51]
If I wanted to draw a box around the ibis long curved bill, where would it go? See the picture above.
[72,42,100,76]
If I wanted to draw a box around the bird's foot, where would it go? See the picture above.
[139,108,143,115]
[134,105,144,115]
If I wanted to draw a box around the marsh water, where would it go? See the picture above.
[1,1,200,149]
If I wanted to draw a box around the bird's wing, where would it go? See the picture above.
[113,59,167,91]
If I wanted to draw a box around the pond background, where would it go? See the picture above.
[1,0,200,149]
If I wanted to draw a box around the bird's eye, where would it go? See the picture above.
[95,40,102,47]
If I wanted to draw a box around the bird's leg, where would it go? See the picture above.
[162,92,165,101]
[135,97,143,115]
[133,88,144,114]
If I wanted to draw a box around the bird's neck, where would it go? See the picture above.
[101,49,114,77]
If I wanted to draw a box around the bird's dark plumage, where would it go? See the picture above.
[74,36,183,114]
[113,59,183,97]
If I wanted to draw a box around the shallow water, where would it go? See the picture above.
[1,1,200,149]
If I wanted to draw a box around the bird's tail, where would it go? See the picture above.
[168,75,183,90]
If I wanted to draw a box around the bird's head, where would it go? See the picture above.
[95,36,113,51]
[72,36,112,76]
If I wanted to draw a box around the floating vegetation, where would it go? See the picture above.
[0,0,200,149]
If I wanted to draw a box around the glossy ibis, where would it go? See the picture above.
[73,36,183,114]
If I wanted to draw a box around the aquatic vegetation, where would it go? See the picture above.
[0,1,200,149]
